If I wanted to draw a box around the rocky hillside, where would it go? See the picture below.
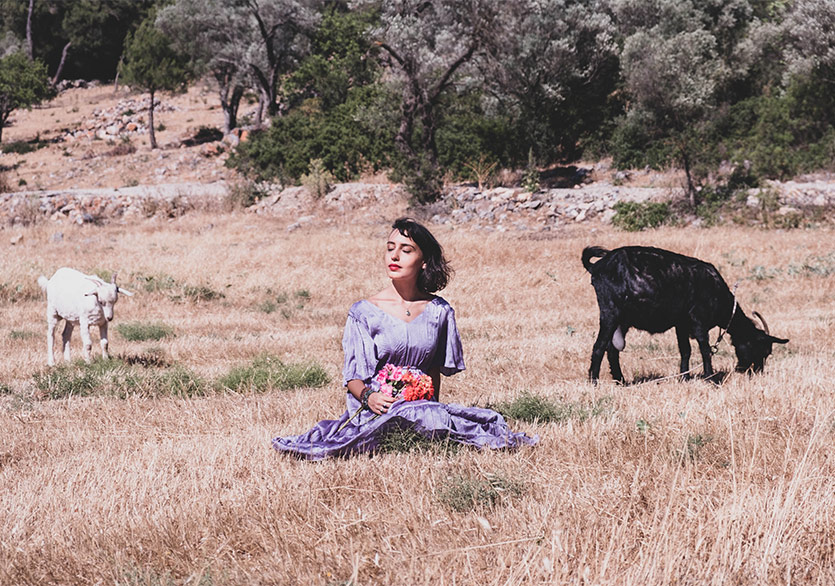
[2,83,834,233]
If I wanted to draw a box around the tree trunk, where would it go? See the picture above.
[51,42,72,87]
[217,69,244,134]
[148,89,157,149]
[681,147,697,207]
[26,0,34,61]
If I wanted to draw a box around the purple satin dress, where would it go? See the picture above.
[272,297,537,460]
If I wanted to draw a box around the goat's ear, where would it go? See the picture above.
[769,335,789,344]
[111,272,118,284]
[117,287,134,297]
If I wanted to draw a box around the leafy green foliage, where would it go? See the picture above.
[229,86,396,184]
[121,19,192,95]
[0,51,51,143]
[612,201,671,231]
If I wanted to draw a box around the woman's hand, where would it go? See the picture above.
[368,391,396,415]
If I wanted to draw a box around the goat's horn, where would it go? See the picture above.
[753,311,770,334]
[111,272,118,284]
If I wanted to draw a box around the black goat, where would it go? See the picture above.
[582,245,789,382]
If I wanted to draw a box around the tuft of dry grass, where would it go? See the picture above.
[1,213,834,584]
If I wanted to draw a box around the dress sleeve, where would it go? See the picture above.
[438,304,466,376]
[342,306,377,387]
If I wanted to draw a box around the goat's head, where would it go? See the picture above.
[85,273,133,321]
[734,311,789,373]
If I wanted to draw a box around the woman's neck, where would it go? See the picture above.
[390,280,425,302]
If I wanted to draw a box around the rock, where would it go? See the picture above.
[51,231,64,242]
[10,234,23,245]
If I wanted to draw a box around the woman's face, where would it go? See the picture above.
[385,229,425,283]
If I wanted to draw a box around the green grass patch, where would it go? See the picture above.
[436,472,525,512]
[0,382,12,395]
[216,354,329,393]
[9,330,37,340]
[182,284,225,302]
[491,392,613,424]
[376,426,462,456]
[32,357,208,399]
[116,321,175,342]
[1,138,48,155]
[134,272,179,292]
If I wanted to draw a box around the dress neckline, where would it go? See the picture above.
[362,297,438,324]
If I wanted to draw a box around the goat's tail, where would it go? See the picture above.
[582,246,609,273]
[37,275,49,291]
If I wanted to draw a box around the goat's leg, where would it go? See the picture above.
[61,321,74,363]
[79,318,93,363]
[99,322,109,360]
[675,326,692,376]
[606,344,625,383]
[589,317,619,381]
[46,310,58,366]
[694,329,714,378]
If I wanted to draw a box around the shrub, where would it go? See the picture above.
[225,179,269,210]
[116,321,174,342]
[437,472,524,512]
[300,158,334,198]
[1,137,48,155]
[216,354,329,393]
[611,201,670,231]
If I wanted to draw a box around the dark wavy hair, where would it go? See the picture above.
[391,217,452,293]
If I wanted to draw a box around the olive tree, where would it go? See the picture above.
[156,0,251,133]
[120,18,191,149]
[482,0,619,164]
[612,0,760,205]
[0,50,50,144]
[352,0,502,202]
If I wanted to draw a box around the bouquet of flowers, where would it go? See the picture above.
[337,364,434,432]
[376,364,434,402]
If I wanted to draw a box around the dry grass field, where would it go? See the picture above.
[1,211,834,585]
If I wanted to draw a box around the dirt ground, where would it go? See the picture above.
[0,81,246,191]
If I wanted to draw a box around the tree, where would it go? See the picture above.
[482,0,619,164]
[242,0,320,126]
[0,50,50,143]
[354,0,502,202]
[612,0,761,205]
[156,0,251,134]
[120,18,191,149]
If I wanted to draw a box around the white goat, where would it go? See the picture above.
[37,268,134,366]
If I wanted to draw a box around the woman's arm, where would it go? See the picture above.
[429,367,441,402]
[347,378,394,415]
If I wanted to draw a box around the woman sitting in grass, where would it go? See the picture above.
[272,217,536,459]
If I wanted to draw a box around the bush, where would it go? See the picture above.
[611,201,671,231]
[228,86,396,184]
[116,321,174,342]
[300,158,334,198]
